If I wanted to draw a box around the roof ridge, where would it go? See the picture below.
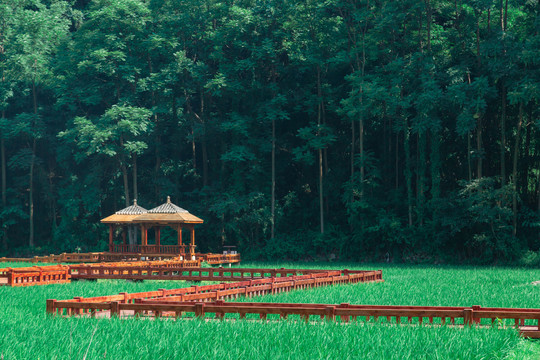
[115,199,148,215]
[148,196,188,214]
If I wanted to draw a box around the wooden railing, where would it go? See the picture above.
[110,244,185,254]
[68,265,380,282]
[0,251,242,265]
[69,261,203,279]
[0,253,102,264]
[48,270,382,314]
[0,265,71,287]
[46,296,540,338]
[197,253,241,264]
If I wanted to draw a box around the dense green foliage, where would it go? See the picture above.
[0,0,539,262]
[1,262,540,358]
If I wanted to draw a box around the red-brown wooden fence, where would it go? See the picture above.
[47,270,382,310]
[0,266,71,287]
[46,298,540,338]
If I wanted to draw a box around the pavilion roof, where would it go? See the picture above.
[116,200,148,215]
[133,196,203,224]
[101,200,148,224]
[148,196,188,214]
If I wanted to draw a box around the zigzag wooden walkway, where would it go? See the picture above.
[45,266,540,338]
[47,269,382,314]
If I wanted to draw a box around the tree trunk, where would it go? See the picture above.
[319,147,324,234]
[29,76,37,248]
[476,14,481,67]
[119,136,130,208]
[121,161,130,207]
[29,139,35,247]
[200,90,209,187]
[1,111,6,251]
[476,117,483,179]
[512,103,523,237]
[500,86,507,185]
[430,129,440,201]
[426,0,432,52]
[191,125,197,174]
[317,66,324,234]
[350,118,355,194]
[504,0,508,31]
[395,131,399,190]
[359,29,366,201]
[537,156,540,216]
[148,53,161,197]
[404,124,413,227]
[1,37,6,249]
[359,117,364,199]
[500,0,504,30]
[202,135,208,187]
[417,133,426,226]
[467,131,472,181]
[47,158,57,245]
[523,111,532,199]
[132,152,138,201]
[271,117,276,239]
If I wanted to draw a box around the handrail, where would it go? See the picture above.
[46,298,540,338]
[49,269,383,306]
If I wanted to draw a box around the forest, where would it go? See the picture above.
[0,0,538,263]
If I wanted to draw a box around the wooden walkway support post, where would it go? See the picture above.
[111,301,120,317]
[46,299,56,315]
[464,309,473,326]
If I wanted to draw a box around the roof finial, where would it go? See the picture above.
[134,198,137,205]
[167,195,171,203]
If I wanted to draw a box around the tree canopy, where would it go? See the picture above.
[1,0,539,263]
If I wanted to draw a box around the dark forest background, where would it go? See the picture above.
[0,0,539,263]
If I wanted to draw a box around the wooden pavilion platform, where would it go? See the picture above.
[101,197,204,259]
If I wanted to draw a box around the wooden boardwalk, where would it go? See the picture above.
[0,266,71,287]
[69,265,374,282]
[0,252,241,265]
[48,298,540,339]
[45,266,540,338]
[47,269,383,314]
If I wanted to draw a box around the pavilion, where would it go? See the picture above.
[100,197,203,257]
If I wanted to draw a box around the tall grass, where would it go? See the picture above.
[0,262,539,359]
[237,263,540,308]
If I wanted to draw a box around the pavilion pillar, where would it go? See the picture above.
[177,226,183,247]
[141,224,147,250]
[189,226,196,256]
[155,227,161,249]
[108,225,114,252]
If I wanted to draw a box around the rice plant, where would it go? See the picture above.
[1,262,540,359]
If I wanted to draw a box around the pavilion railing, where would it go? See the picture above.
[110,244,186,254]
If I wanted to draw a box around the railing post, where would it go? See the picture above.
[195,303,205,318]
[464,309,473,326]
[120,292,129,304]
[111,301,120,318]
[325,306,336,321]
[46,299,57,316]
[7,268,12,286]
[472,305,481,324]
[339,303,350,322]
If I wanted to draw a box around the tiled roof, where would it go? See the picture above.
[115,199,148,215]
[148,196,188,214]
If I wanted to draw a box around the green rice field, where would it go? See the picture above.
[1,262,540,359]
